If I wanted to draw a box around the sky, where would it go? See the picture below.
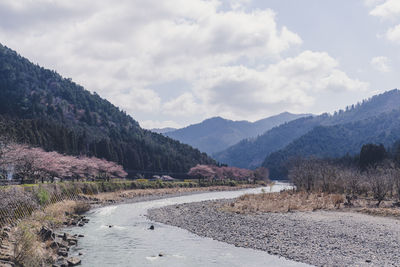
[0,0,399,129]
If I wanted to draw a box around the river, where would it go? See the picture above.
[65,183,310,266]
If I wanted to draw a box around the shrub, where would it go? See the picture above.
[13,223,46,266]
[73,201,91,214]
[36,188,50,206]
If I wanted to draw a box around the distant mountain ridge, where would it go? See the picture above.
[164,112,310,154]
[214,89,400,171]
[151,127,177,134]
[0,43,215,174]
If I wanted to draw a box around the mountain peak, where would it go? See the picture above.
[165,113,309,154]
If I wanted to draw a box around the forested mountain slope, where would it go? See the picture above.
[0,44,215,174]
[165,112,308,154]
[214,89,400,169]
[263,109,400,178]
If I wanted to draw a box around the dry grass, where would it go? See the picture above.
[9,200,90,266]
[30,200,81,228]
[223,190,345,214]
[12,222,50,267]
[223,190,400,219]
[355,207,400,218]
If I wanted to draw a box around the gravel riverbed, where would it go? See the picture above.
[147,200,400,267]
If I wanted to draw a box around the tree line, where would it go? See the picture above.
[188,164,269,183]
[289,143,400,206]
[0,142,127,183]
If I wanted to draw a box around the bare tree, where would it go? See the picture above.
[391,168,400,202]
[369,168,391,207]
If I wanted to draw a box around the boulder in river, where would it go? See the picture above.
[67,257,81,266]
[39,226,55,241]
[149,225,154,230]
[57,247,68,257]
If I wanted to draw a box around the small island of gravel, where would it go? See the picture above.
[147,199,400,267]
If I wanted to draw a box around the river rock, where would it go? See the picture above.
[39,226,55,241]
[67,257,81,266]
[0,260,14,267]
[53,257,68,267]
[62,233,73,242]
[57,248,68,257]
[50,240,69,250]
[68,239,77,246]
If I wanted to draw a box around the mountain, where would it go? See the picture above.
[263,109,400,178]
[214,89,400,170]
[151,127,177,134]
[164,112,309,154]
[0,44,215,175]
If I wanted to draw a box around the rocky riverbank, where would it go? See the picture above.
[40,222,87,267]
[147,199,400,267]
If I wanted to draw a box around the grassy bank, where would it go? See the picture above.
[224,190,345,214]
[222,189,400,218]
[8,200,90,266]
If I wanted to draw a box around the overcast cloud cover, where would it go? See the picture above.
[0,0,399,129]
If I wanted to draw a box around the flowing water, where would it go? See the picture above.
[65,183,310,267]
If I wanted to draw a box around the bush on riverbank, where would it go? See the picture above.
[286,143,400,208]
[288,158,400,207]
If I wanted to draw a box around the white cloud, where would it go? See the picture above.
[368,0,400,45]
[0,0,302,125]
[371,56,391,72]
[386,24,400,43]
[106,88,161,114]
[364,0,385,7]
[369,0,400,19]
[163,93,202,117]
[230,0,252,10]
[0,0,369,128]
[191,51,369,121]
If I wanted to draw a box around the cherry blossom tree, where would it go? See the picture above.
[0,142,128,183]
[188,164,264,182]
[188,164,216,181]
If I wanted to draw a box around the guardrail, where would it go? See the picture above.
[0,180,20,186]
